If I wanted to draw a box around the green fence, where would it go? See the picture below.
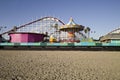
[1,42,120,47]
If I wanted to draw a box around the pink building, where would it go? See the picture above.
[9,32,46,43]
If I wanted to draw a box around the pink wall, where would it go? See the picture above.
[9,33,45,43]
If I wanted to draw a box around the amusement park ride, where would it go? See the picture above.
[0,16,120,50]
[49,17,86,43]
[1,16,87,43]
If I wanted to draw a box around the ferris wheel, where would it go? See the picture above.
[1,16,65,40]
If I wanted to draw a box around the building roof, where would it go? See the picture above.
[108,27,120,34]
[100,33,120,41]
[8,32,47,36]
[100,27,120,41]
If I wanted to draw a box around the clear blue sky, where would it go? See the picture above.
[0,0,120,39]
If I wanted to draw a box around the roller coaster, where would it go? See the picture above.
[1,16,65,40]
[0,16,120,50]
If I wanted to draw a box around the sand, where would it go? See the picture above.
[0,50,120,80]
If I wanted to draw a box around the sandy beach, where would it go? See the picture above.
[0,50,120,80]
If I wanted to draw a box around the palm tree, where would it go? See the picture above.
[87,27,91,38]
[84,27,91,38]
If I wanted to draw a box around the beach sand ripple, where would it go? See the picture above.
[0,50,120,80]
